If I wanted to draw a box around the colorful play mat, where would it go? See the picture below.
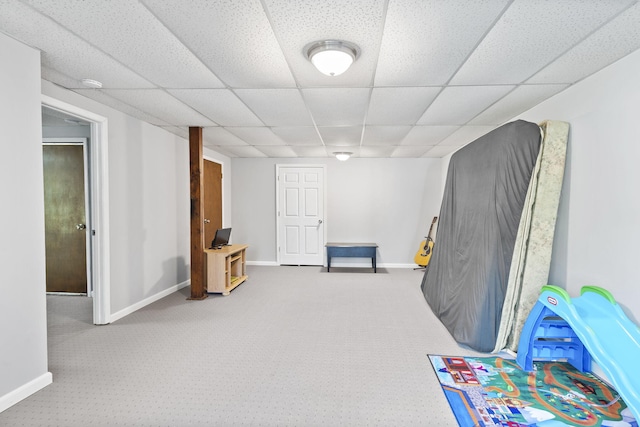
[429,355,638,427]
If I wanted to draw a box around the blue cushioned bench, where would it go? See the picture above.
[325,242,378,273]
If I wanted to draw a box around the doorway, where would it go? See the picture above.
[41,97,110,325]
[276,165,326,266]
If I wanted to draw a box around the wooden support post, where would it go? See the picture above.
[188,127,207,300]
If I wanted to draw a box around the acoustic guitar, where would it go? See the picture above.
[414,216,438,267]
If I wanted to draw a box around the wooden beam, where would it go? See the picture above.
[188,127,207,300]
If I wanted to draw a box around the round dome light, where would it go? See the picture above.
[305,40,360,77]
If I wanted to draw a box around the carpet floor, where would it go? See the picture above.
[1,265,484,426]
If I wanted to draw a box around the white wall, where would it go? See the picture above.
[1,30,234,408]
[0,33,51,411]
[514,48,640,324]
[41,81,190,314]
[40,82,231,316]
[232,157,442,266]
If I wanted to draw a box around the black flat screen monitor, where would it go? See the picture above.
[210,228,231,249]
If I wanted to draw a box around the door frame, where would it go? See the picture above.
[43,139,91,295]
[275,164,327,265]
[42,95,111,325]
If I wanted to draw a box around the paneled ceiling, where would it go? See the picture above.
[3,0,640,158]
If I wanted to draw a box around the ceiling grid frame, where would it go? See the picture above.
[13,0,640,158]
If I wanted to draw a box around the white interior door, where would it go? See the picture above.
[277,166,325,265]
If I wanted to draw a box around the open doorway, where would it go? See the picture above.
[41,96,110,325]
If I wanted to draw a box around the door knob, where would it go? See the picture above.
[76,223,86,230]
[318,219,323,225]
[204,219,211,224]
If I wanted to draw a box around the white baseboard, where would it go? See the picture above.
[500,349,517,358]
[110,280,190,323]
[246,261,279,266]
[329,261,417,269]
[0,372,52,413]
[380,263,420,269]
[246,261,418,269]
[591,362,613,387]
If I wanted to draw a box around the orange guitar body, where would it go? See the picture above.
[414,217,438,267]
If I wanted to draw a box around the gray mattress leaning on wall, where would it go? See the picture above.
[422,120,569,353]
[421,120,543,352]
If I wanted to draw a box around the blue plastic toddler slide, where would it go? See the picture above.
[517,285,640,421]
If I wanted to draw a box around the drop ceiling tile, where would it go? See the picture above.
[469,84,569,125]
[225,127,286,146]
[204,145,237,157]
[101,89,214,126]
[438,125,497,147]
[143,0,294,87]
[400,126,459,146]
[528,3,640,84]
[73,89,171,126]
[422,145,460,158]
[41,67,85,90]
[366,87,441,125]
[5,0,635,161]
[255,146,298,158]
[234,89,313,126]
[376,0,510,86]
[0,2,155,89]
[302,88,371,126]
[168,89,262,127]
[391,146,431,158]
[362,126,412,146]
[263,0,386,87]
[203,128,249,146]
[358,146,396,158]
[158,126,189,140]
[27,0,224,88]
[418,86,514,125]
[291,146,332,157]
[219,145,268,158]
[317,127,363,146]
[271,127,323,146]
[451,0,634,85]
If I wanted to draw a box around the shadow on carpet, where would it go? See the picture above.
[428,355,638,427]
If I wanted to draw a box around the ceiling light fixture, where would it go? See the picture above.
[305,40,360,77]
[81,78,103,88]
[334,152,352,161]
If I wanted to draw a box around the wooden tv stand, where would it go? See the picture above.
[204,244,248,295]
